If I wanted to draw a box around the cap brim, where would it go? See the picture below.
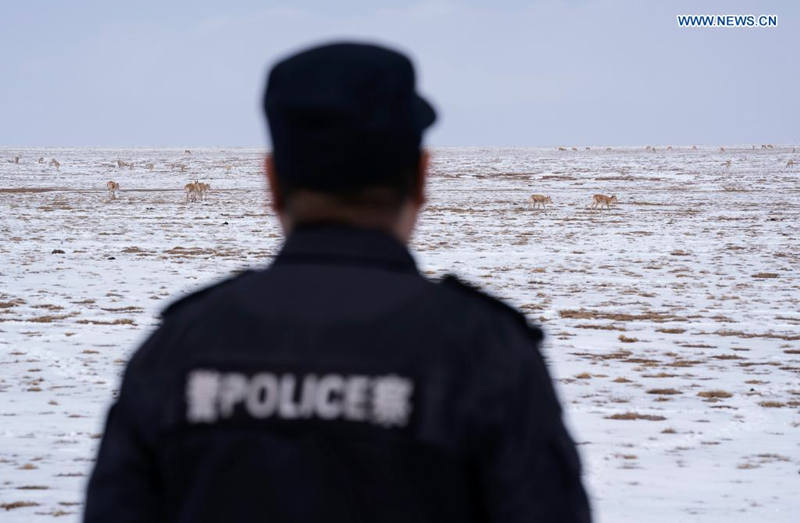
[413,94,437,131]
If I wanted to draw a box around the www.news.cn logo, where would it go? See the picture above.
[677,14,778,28]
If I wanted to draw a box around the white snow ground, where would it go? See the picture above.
[0,146,798,521]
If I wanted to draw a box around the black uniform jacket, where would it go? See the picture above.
[85,224,591,522]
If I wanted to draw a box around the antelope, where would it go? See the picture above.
[49,158,60,169]
[184,181,199,202]
[37,157,44,163]
[719,146,725,152]
[106,181,120,199]
[558,146,567,151]
[196,182,210,201]
[722,160,732,169]
[224,165,232,173]
[605,147,612,151]
[145,163,154,171]
[591,194,617,209]
[666,146,673,151]
[184,149,192,154]
[692,145,698,150]
[10,155,20,164]
[529,194,552,210]
[787,159,795,168]
[571,147,578,151]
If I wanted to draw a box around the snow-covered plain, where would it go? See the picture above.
[0,146,798,521]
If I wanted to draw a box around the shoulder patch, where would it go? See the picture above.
[440,274,543,343]
[161,269,255,318]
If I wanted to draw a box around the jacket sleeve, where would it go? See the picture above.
[477,320,592,523]
[83,330,166,522]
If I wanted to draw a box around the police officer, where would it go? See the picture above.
[85,42,591,522]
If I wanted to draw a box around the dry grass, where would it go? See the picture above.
[697,390,733,399]
[618,334,639,343]
[27,313,76,323]
[75,318,135,325]
[1,501,40,510]
[707,329,799,341]
[575,372,592,379]
[657,327,686,334]
[606,412,667,421]
[0,298,25,309]
[647,388,682,395]
[606,412,666,421]
[559,309,683,322]
[574,323,620,330]
[751,272,778,279]
[612,377,633,383]
[758,401,785,408]
[642,372,678,378]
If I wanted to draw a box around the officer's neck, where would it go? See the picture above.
[277,200,419,245]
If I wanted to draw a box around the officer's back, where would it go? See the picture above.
[85,42,591,523]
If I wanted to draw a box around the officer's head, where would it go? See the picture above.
[263,42,436,242]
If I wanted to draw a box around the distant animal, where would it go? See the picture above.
[571,147,578,151]
[692,145,698,150]
[11,155,20,164]
[116,159,134,169]
[767,144,774,149]
[38,157,44,163]
[645,145,652,151]
[176,163,187,173]
[106,181,120,199]
[145,163,154,171]
[722,160,732,168]
[591,194,617,209]
[184,181,200,202]
[585,146,590,150]
[196,182,210,201]
[558,147,567,151]
[184,149,192,154]
[49,158,60,169]
[529,194,552,209]
[224,165,232,173]
[605,147,612,151]
[666,146,673,151]
[787,159,795,168]
[719,146,725,152]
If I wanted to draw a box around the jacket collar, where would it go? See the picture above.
[273,223,418,274]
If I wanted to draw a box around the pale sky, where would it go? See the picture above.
[2,0,797,147]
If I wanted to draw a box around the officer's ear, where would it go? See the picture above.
[265,154,285,213]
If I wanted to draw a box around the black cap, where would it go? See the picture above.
[263,42,436,192]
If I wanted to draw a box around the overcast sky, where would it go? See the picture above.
[2,0,797,147]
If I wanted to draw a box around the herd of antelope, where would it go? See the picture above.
[101,179,211,203]
[184,180,210,202]
[6,148,796,210]
[529,193,617,211]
